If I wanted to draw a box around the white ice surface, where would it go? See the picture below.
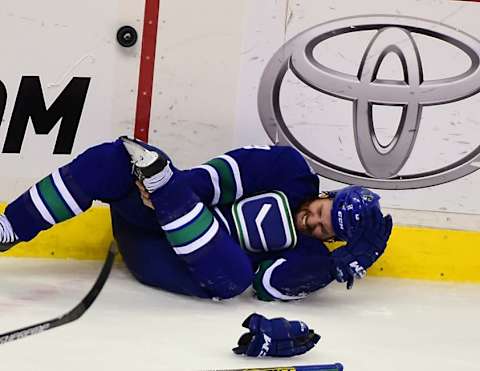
[0,258,479,371]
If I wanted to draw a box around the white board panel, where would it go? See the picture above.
[235,0,480,215]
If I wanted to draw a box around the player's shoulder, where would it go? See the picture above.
[225,144,304,162]
[262,145,305,163]
[225,145,313,174]
[273,145,317,176]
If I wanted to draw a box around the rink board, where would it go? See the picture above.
[2,204,479,283]
[0,0,479,286]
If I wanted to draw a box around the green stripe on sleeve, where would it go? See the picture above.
[37,176,74,222]
[205,158,236,204]
[166,208,214,246]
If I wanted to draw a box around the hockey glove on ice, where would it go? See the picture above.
[233,313,320,357]
[332,211,393,289]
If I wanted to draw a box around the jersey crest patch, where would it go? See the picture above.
[232,191,297,253]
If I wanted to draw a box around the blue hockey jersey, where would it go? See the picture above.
[5,138,338,301]
[174,145,336,301]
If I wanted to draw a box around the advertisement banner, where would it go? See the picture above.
[0,0,143,200]
[235,0,480,215]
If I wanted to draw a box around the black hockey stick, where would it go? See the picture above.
[0,242,117,344]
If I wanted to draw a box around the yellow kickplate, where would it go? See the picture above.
[1,205,112,260]
[2,202,480,282]
[369,226,480,283]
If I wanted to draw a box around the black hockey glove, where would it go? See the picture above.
[233,313,320,357]
[332,211,393,289]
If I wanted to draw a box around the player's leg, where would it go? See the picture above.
[2,139,135,246]
[110,205,212,298]
[121,137,254,299]
[109,173,253,299]
[155,177,254,299]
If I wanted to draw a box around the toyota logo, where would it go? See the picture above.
[258,15,480,189]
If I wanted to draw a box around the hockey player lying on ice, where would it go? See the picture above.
[0,137,392,301]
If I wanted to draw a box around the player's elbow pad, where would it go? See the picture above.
[253,259,334,301]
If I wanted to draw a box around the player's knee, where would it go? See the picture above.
[89,139,131,171]
[206,270,253,299]
[209,283,248,300]
[68,140,133,199]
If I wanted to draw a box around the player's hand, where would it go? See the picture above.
[353,213,393,256]
[332,214,393,289]
[233,313,320,357]
[135,180,155,209]
[333,259,366,289]
[331,240,367,290]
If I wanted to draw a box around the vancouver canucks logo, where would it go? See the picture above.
[232,191,297,253]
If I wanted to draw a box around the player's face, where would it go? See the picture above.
[295,197,335,241]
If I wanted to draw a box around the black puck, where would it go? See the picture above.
[116,25,138,48]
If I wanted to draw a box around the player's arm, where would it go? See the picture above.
[254,212,393,301]
[186,145,318,206]
[330,212,393,289]
[252,238,337,301]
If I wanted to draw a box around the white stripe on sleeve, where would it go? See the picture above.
[262,259,307,301]
[51,170,83,215]
[161,203,204,231]
[29,186,55,225]
[194,165,221,205]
